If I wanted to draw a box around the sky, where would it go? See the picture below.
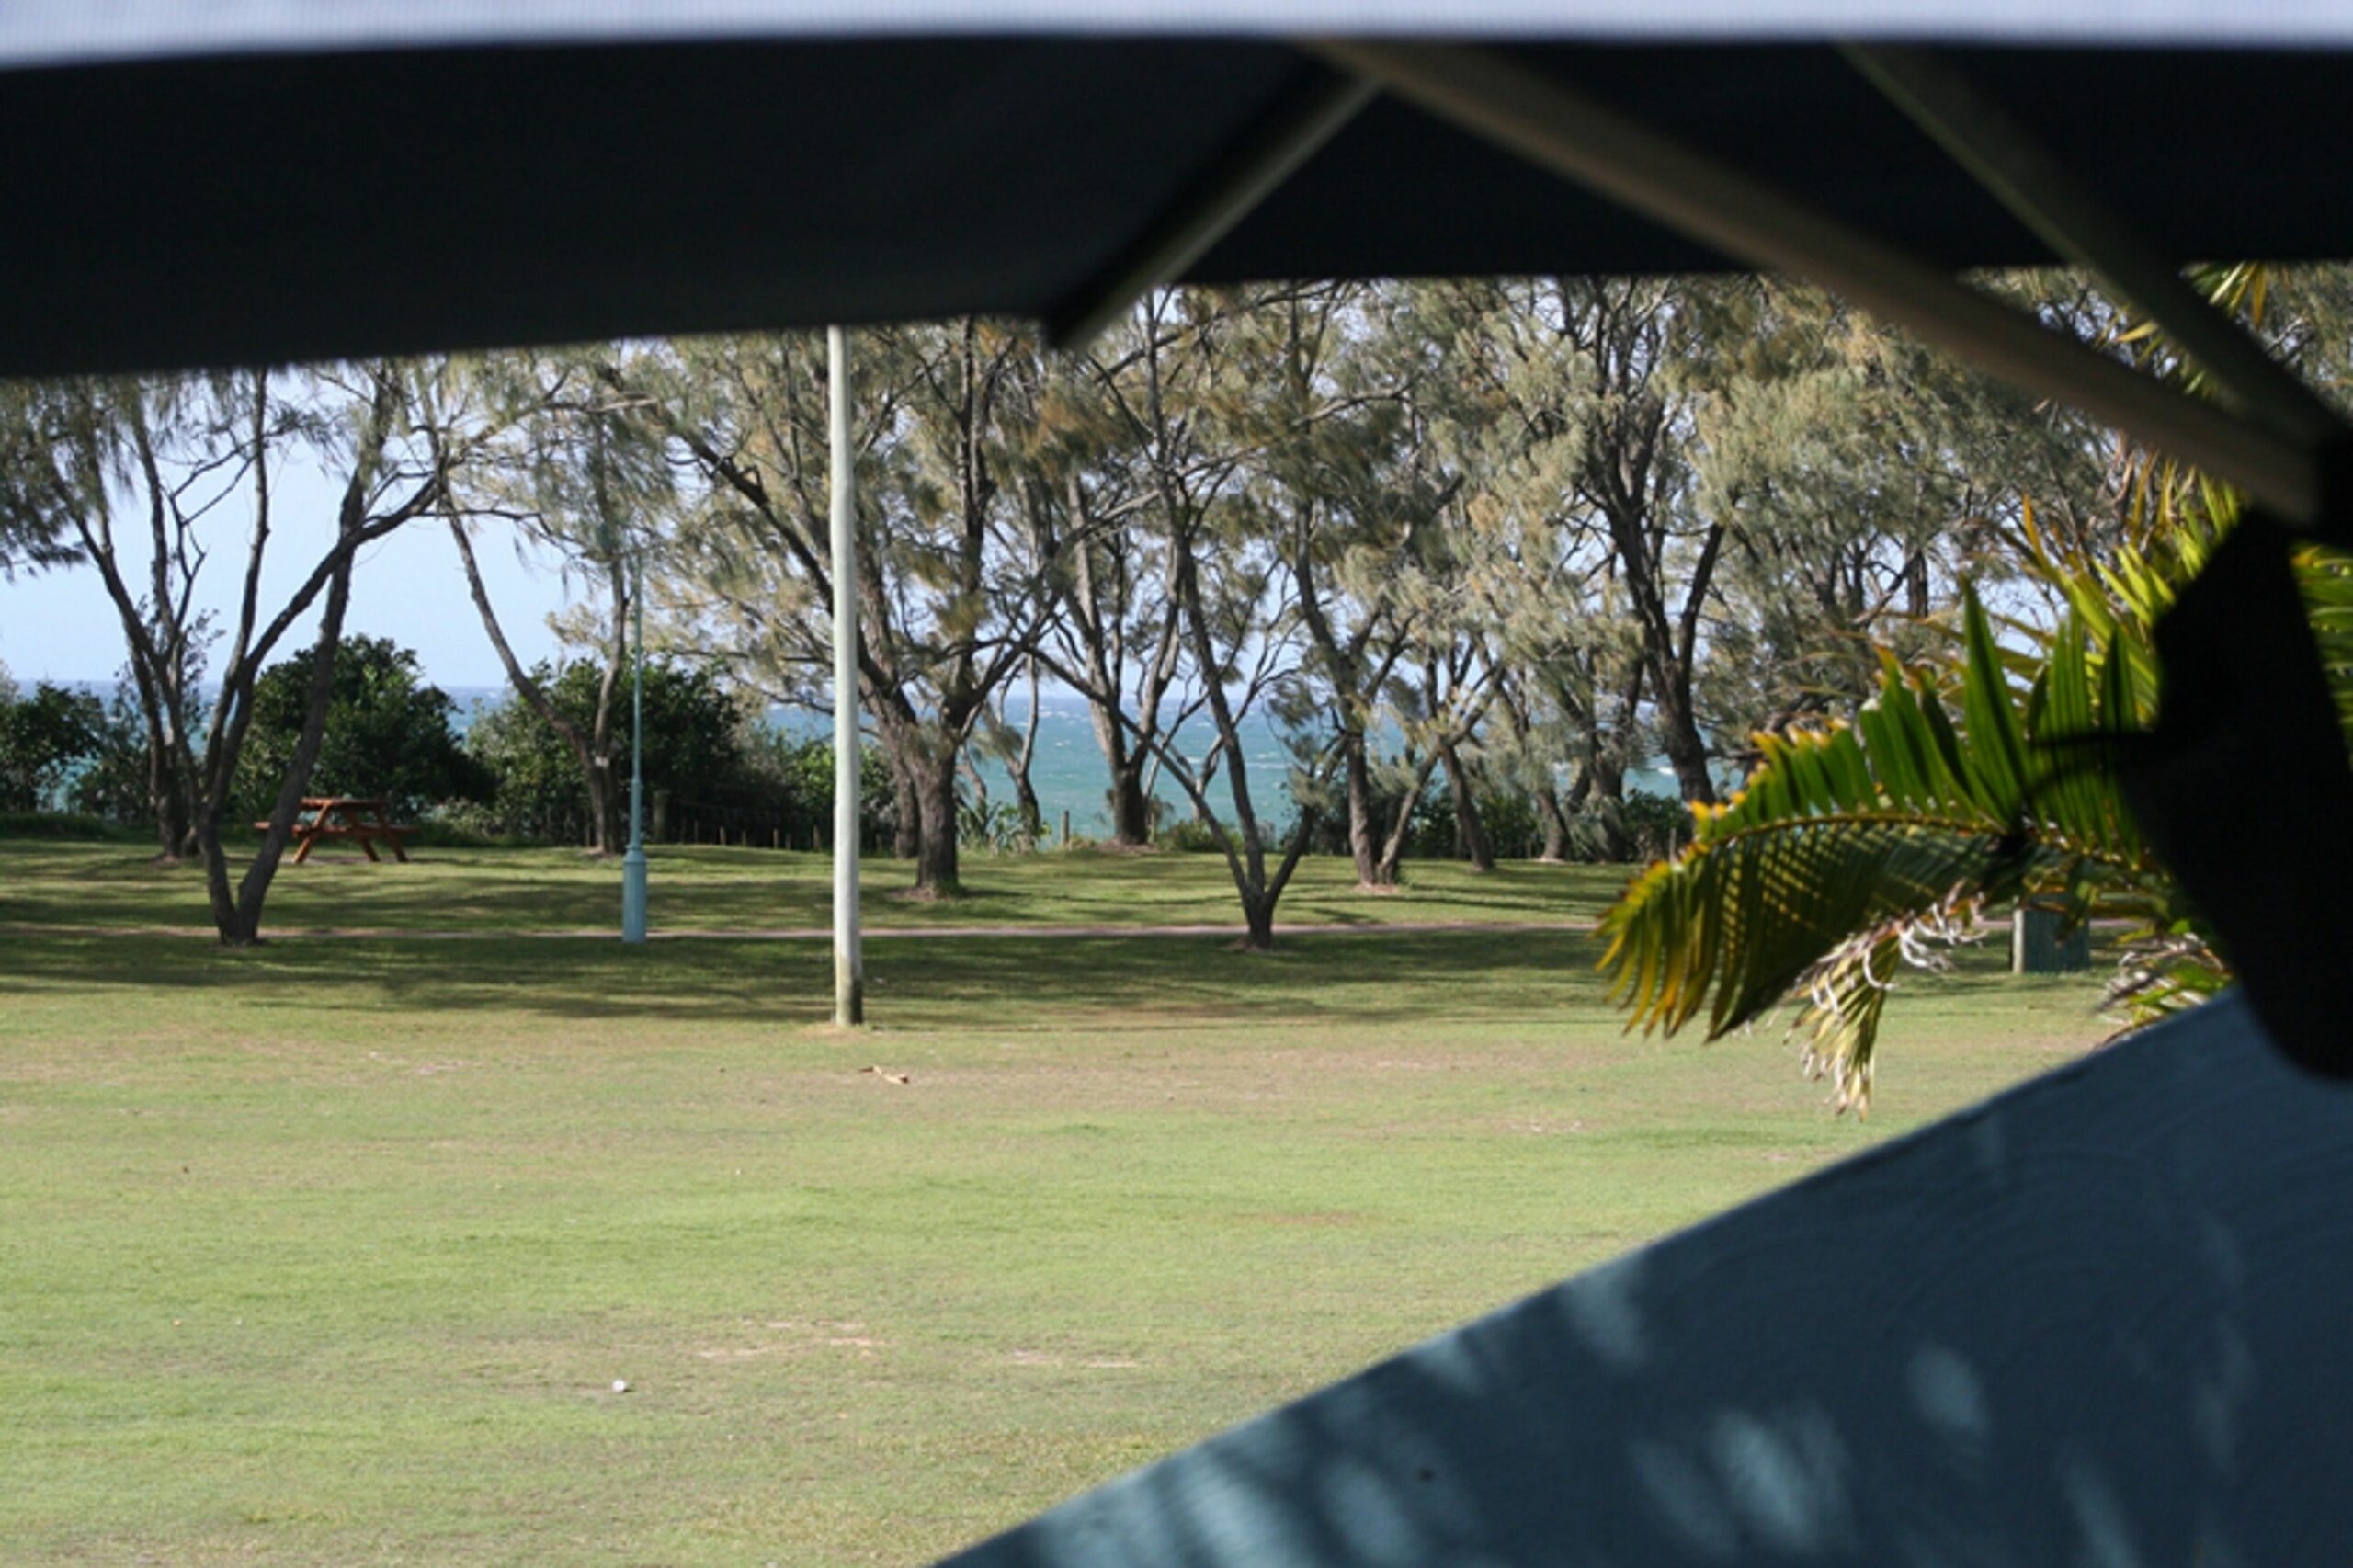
[0,457,579,693]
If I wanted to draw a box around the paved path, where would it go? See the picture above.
[4,918,1601,941]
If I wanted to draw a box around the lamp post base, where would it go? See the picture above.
[621,846,649,944]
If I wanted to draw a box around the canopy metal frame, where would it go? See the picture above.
[1298,40,2346,533]
[1047,70,1378,350]
[1062,36,2344,534]
[1841,44,2347,451]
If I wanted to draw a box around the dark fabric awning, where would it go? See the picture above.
[7,27,2353,375]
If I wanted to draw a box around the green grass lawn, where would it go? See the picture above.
[0,840,1632,936]
[0,846,2115,1563]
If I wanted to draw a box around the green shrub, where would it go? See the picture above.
[0,683,105,813]
[0,810,139,842]
[65,686,153,825]
[958,799,1038,855]
[1562,790,1695,863]
[728,728,898,852]
[406,812,531,850]
[233,637,489,822]
[1159,817,1230,854]
[465,659,743,846]
[1473,790,1543,859]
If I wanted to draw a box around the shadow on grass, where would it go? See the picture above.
[0,842,1632,935]
[1,928,1617,1031]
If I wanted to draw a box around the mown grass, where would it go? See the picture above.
[0,840,1634,935]
[0,849,2114,1564]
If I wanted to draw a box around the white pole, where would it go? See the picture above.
[829,325,864,1028]
[620,544,648,943]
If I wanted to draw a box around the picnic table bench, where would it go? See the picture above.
[260,797,415,864]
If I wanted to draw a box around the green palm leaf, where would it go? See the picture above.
[1598,590,2160,1113]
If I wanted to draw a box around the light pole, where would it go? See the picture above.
[620,541,649,944]
[829,325,863,1026]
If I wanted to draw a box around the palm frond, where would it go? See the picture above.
[1598,590,2162,1112]
[1790,892,1985,1115]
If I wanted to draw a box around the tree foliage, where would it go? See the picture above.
[232,636,487,822]
[464,658,744,846]
[1599,265,2347,1111]
[12,268,2248,968]
[0,682,105,812]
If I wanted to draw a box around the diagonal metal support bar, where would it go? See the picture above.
[1845,44,2347,449]
[1045,69,1376,353]
[1307,39,2325,528]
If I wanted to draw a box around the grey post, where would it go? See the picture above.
[830,325,864,1027]
[620,541,648,943]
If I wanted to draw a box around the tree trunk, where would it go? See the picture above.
[914,750,961,896]
[1441,741,1495,870]
[1585,752,1631,862]
[1371,745,1446,886]
[585,615,627,858]
[1533,782,1569,863]
[1370,772,1417,887]
[1076,690,1159,848]
[450,519,615,855]
[1010,772,1041,844]
[1106,757,1153,847]
[887,744,921,860]
[200,816,256,946]
[1656,690,1715,805]
[1193,742,1223,825]
[588,749,622,858]
[1240,893,1276,953]
[153,792,192,861]
[111,599,199,861]
[1648,518,1722,807]
[202,551,356,946]
[1166,528,1321,947]
[1009,668,1044,844]
[1344,734,1386,888]
[147,731,194,861]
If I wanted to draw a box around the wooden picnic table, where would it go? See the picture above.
[263,797,415,864]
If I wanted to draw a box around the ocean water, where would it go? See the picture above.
[755,693,1315,836]
[743,693,1693,837]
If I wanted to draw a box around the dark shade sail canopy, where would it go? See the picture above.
[9,6,2353,375]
